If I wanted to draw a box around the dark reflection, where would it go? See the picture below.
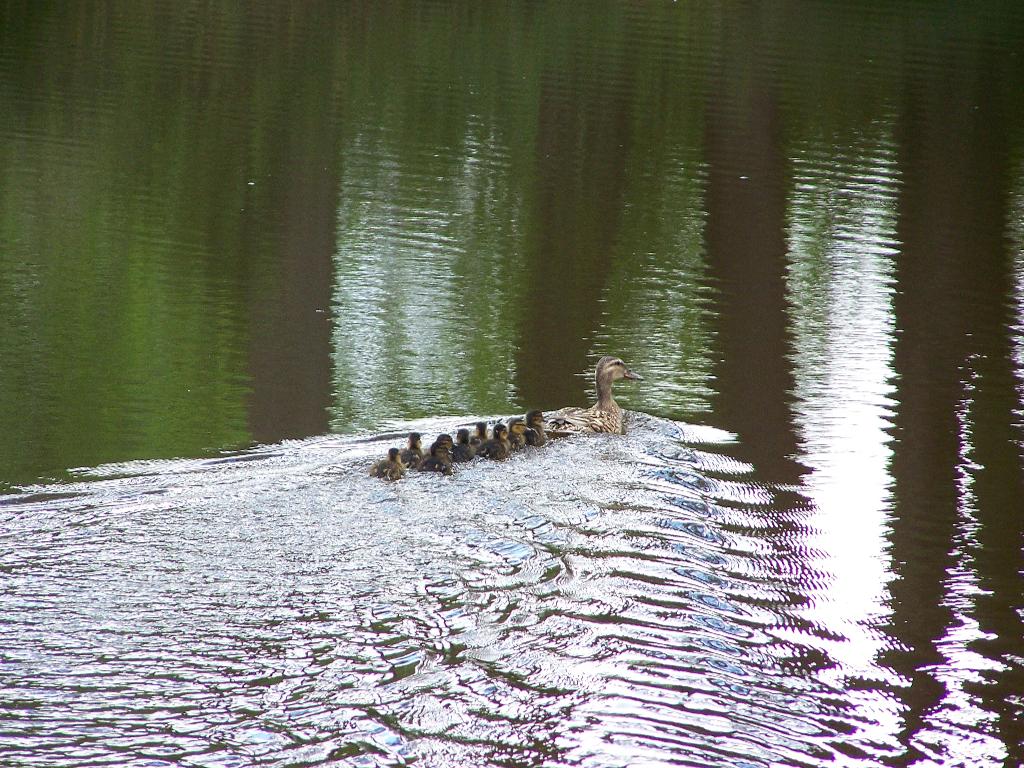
[951,81,1024,762]
[589,8,717,419]
[515,10,636,411]
[243,13,342,443]
[0,3,348,483]
[703,9,804,484]
[887,19,1024,762]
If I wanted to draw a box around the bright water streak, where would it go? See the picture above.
[2,414,921,768]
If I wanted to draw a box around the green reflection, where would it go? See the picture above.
[327,2,720,429]
[1011,157,1024,413]
[0,4,344,486]
[2,0,1023,490]
[591,117,716,419]
[329,124,528,430]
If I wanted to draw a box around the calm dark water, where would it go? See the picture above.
[2,2,1024,766]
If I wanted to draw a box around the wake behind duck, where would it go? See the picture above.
[369,355,642,480]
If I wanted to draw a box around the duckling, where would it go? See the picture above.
[435,433,455,454]
[417,440,454,475]
[508,418,528,450]
[546,356,642,435]
[452,428,476,462]
[399,432,424,469]
[477,422,512,460]
[469,421,488,448]
[370,447,406,481]
[525,409,547,447]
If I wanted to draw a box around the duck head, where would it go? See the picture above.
[596,356,642,385]
[456,428,471,445]
[525,409,545,429]
[387,447,402,463]
[509,418,528,441]
[407,432,422,449]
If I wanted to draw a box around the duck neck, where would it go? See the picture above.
[595,375,618,411]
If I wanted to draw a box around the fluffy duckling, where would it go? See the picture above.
[546,356,642,435]
[453,428,476,462]
[417,440,454,475]
[370,447,406,481]
[435,433,455,454]
[477,422,512,460]
[470,421,488,448]
[399,432,424,469]
[508,418,529,450]
[525,409,547,447]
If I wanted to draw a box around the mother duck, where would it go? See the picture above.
[546,355,642,435]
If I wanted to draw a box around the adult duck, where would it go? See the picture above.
[546,356,642,435]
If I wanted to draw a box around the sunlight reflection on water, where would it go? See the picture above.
[0,412,1003,767]
[785,135,900,699]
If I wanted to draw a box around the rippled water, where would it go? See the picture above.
[3,2,1024,766]
[0,414,1006,767]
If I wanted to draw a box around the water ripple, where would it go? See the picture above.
[0,413,905,767]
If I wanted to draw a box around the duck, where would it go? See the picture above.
[399,432,424,469]
[434,433,455,454]
[508,417,529,450]
[546,356,642,435]
[370,447,406,481]
[524,409,547,447]
[469,421,488,448]
[417,440,454,475]
[452,428,476,462]
[476,422,512,460]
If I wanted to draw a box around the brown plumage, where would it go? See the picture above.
[525,409,547,446]
[453,428,476,462]
[508,418,528,450]
[418,441,454,475]
[546,356,642,435]
[469,421,488,448]
[477,422,512,460]
[370,447,406,481]
[399,432,424,469]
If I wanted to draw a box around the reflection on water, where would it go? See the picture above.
[3,413,1020,766]
[2,1,1024,765]
[1012,165,1024,437]
[592,155,716,418]
[330,121,526,430]
[0,417,954,767]
[784,131,899,688]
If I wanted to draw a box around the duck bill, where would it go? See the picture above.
[624,369,643,381]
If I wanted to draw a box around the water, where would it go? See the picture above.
[0,416,907,767]
[2,1,1024,765]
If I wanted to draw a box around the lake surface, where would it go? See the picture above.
[2,2,1024,766]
